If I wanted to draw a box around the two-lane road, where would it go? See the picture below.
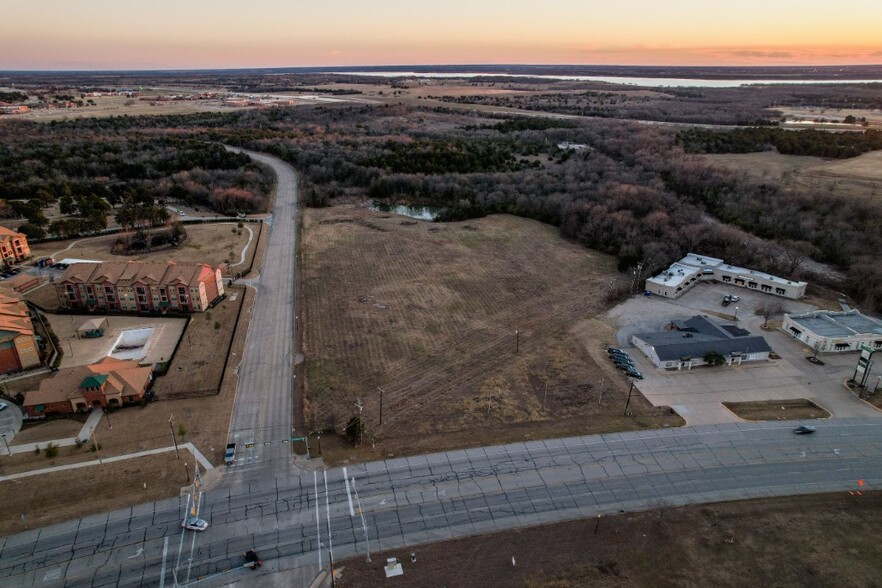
[223,148,302,482]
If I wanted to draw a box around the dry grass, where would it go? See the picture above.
[28,223,254,271]
[152,285,245,398]
[302,206,681,463]
[703,151,882,202]
[0,454,190,536]
[339,492,882,588]
[723,399,831,421]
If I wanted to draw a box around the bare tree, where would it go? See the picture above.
[755,301,786,328]
[780,240,818,278]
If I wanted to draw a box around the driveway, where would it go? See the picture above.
[607,282,882,425]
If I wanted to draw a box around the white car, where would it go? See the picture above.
[182,517,208,531]
[0,402,7,412]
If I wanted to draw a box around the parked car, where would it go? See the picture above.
[728,295,741,302]
[607,347,626,355]
[182,517,209,531]
[0,402,8,412]
[625,367,644,379]
[722,298,730,307]
[612,356,634,367]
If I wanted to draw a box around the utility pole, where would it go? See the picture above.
[598,377,605,406]
[104,407,112,429]
[515,328,520,354]
[91,427,104,466]
[542,382,548,413]
[377,387,384,427]
[183,461,190,483]
[168,414,180,458]
[623,381,635,416]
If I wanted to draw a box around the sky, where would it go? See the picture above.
[2,0,881,70]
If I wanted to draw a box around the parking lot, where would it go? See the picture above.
[606,282,882,425]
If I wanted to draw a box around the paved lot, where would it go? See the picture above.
[46,314,186,368]
[607,282,882,424]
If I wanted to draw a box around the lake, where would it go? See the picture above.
[370,202,441,221]
[335,71,882,89]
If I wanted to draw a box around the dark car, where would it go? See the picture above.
[625,367,644,379]
[612,356,634,367]
[793,425,816,435]
[607,347,626,355]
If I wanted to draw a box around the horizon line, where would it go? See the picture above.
[2,63,882,75]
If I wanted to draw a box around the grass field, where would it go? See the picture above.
[28,222,255,271]
[302,206,681,463]
[340,492,882,587]
[703,151,882,202]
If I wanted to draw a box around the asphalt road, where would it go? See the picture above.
[223,148,302,484]
[1,418,880,586]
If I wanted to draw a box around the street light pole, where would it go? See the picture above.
[515,328,520,354]
[623,381,635,416]
[351,476,372,563]
[168,414,180,458]
[1,434,10,456]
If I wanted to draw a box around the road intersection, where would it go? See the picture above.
[1,152,881,586]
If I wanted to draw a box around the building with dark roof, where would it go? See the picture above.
[782,310,882,353]
[631,315,771,370]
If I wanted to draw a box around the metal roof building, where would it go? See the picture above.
[782,310,882,353]
[631,315,771,370]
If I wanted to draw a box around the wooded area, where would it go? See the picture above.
[2,93,881,309]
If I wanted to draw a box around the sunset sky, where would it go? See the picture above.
[2,0,881,70]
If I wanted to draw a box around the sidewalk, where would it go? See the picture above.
[6,409,104,454]
[0,441,214,482]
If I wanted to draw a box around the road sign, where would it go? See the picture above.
[291,437,306,442]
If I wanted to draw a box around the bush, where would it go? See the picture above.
[704,351,727,367]
[345,415,364,446]
[178,423,186,437]
[44,442,59,459]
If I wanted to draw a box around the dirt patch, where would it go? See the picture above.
[339,492,882,588]
[302,206,681,464]
[0,453,190,536]
[723,399,830,421]
[152,285,245,398]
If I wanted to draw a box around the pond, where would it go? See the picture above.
[370,202,441,221]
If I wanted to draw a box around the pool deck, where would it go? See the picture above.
[45,314,187,368]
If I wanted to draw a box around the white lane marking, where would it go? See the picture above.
[159,536,169,588]
[128,547,144,559]
[314,470,322,569]
[343,467,355,517]
[42,568,61,581]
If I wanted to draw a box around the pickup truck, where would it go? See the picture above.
[224,443,236,465]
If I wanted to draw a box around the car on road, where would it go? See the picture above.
[224,442,237,465]
[625,367,644,379]
[182,517,208,531]
[793,425,816,435]
[0,402,7,412]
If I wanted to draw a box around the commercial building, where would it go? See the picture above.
[22,357,152,417]
[0,226,31,267]
[0,289,40,373]
[56,260,224,313]
[645,253,806,300]
[631,315,771,370]
[782,310,882,353]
